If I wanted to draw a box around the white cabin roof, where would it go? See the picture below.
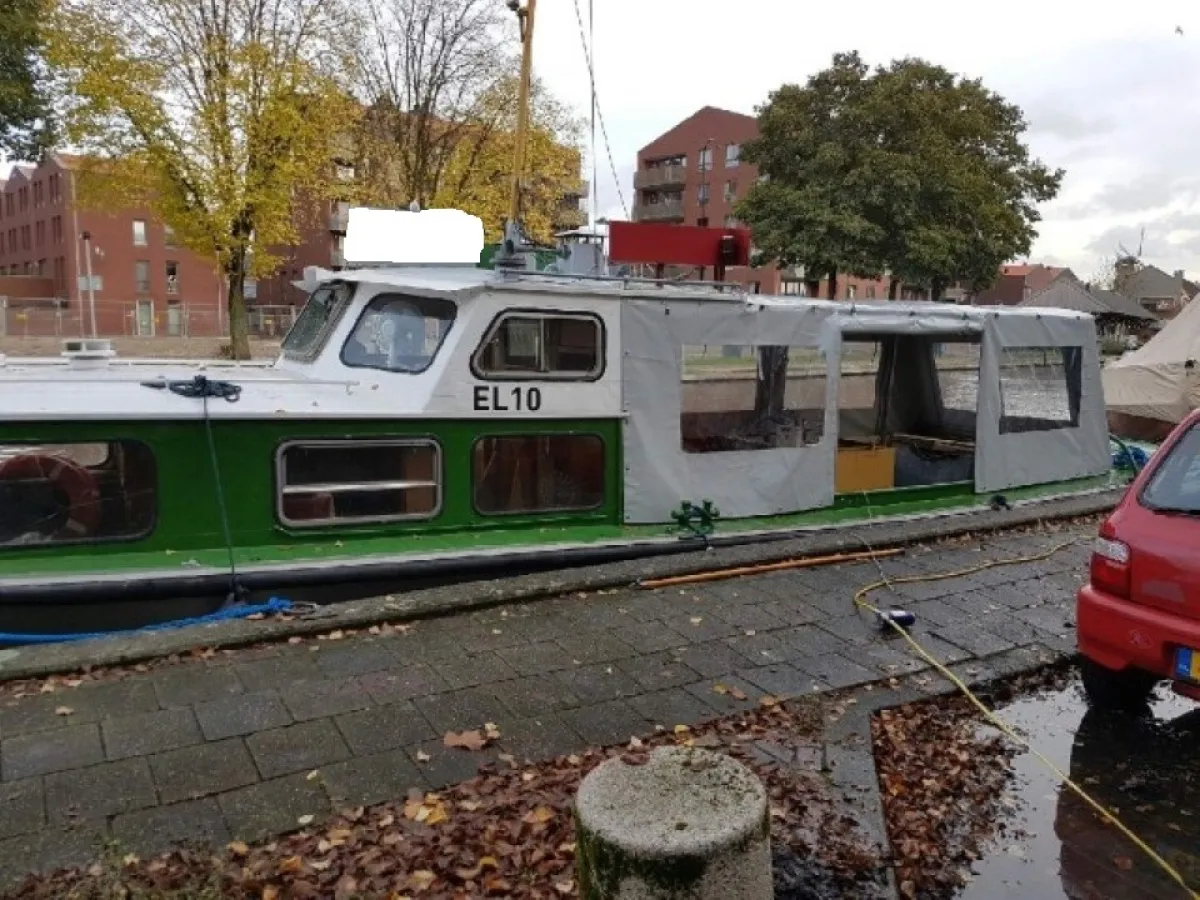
[0,266,1098,422]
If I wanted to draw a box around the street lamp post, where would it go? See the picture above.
[80,231,98,338]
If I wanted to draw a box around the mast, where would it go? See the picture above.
[507,0,537,226]
[588,0,597,233]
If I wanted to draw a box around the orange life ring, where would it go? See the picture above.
[0,453,102,538]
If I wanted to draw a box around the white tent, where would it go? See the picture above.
[1103,295,1200,425]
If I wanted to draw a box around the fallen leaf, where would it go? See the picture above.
[409,870,437,891]
[555,880,574,894]
[278,855,304,873]
[712,683,729,695]
[54,706,73,717]
[228,841,250,858]
[759,695,779,707]
[673,724,690,734]
[327,629,345,641]
[287,636,303,645]
[628,736,643,749]
[730,687,748,701]
[689,617,703,625]
[416,750,431,762]
[262,887,281,900]
[121,853,138,866]
[523,805,555,824]
[444,729,487,751]
[297,814,314,826]
[484,722,501,740]
[1114,855,1133,871]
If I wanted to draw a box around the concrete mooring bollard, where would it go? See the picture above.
[574,746,772,899]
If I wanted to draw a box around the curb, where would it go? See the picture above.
[0,491,1116,681]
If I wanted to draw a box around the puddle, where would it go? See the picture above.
[960,674,1199,899]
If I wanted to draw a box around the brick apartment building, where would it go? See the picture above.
[633,106,895,300]
[0,154,225,338]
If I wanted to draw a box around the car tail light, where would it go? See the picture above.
[1090,536,1131,598]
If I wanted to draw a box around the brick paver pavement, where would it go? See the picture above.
[0,525,1092,884]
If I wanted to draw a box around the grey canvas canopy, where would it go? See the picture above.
[620,296,1109,524]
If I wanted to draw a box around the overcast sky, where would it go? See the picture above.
[531,0,1200,279]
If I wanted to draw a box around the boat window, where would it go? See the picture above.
[341,293,457,374]
[472,311,603,380]
[472,434,605,515]
[998,346,1082,434]
[680,345,826,453]
[281,282,354,362]
[277,439,441,527]
[0,441,156,547]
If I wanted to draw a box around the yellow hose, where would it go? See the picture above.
[853,539,1200,899]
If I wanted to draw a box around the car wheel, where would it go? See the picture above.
[1080,658,1158,711]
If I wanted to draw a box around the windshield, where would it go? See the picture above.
[1140,424,1200,513]
[341,292,457,374]
[281,282,354,361]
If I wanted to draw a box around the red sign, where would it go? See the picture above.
[608,221,751,268]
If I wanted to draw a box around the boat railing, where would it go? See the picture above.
[500,268,749,295]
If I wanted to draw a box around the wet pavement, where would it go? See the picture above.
[959,674,1199,900]
[0,521,1094,888]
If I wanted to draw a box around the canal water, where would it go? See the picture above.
[960,675,1199,899]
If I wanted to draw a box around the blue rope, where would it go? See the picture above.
[0,597,293,645]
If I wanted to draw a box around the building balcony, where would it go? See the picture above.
[560,179,589,200]
[634,197,685,223]
[634,165,687,190]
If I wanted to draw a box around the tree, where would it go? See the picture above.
[737,53,885,301]
[862,58,1062,300]
[434,76,583,242]
[352,0,510,209]
[352,0,582,241]
[0,0,55,159]
[737,53,1063,302]
[45,0,357,358]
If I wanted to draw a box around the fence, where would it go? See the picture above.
[0,299,299,342]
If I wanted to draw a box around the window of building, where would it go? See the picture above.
[472,311,603,380]
[998,346,1082,433]
[282,282,354,362]
[681,345,826,452]
[866,286,876,299]
[19,188,27,211]
[165,261,179,295]
[781,281,808,297]
[697,183,709,205]
[133,260,150,293]
[698,146,712,171]
[0,441,156,547]
[48,174,59,203]
[725,144,740,167]
[846,284,857,300]
[472,434,605,515]
[724,181,737,204]
[53,257,64,292]
[33,182,42,207]
[51,216,62,244]
[277,440,441,526]
[21,225,29,250]
[5,196,12,215]
[35,259,45,276]
[342,292,457,374]
[132,219,147,246]
[34,221,44,247]
[163,224,176,248]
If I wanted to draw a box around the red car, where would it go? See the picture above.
[1078,409,1200,709]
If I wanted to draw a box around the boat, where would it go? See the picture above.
[1104,284,1200,442]
[0,2,1135,635]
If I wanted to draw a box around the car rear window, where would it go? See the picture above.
[1140,424,1200,513]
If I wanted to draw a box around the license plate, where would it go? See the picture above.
[1174,647,1200,683]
